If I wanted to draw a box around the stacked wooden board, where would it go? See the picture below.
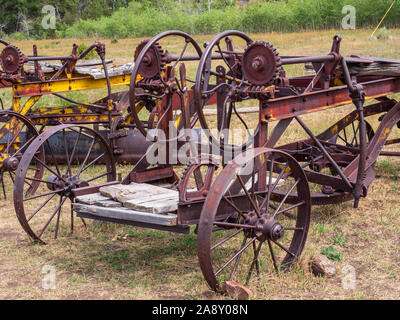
[72,183,179,226]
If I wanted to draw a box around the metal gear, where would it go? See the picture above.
[0,45,25,74]
[177,156,219,202]
[242,41,281,86]
[134,39,167,79]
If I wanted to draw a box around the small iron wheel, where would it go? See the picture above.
[0,111,42,199]
[329,119,374,148]
[197,148,311,291]
[13,124,116,243]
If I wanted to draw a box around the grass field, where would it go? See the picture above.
[1,28,400,300]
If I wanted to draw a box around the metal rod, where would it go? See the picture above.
[295,116,353,190]
[281,55,335,65]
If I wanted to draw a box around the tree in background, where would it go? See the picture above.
[0,0,42,35]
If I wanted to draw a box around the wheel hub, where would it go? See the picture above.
[3,156,19,171]
[244,211,285,242]
[47,174,89,197]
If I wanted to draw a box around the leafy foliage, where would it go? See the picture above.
[1,0,400,39]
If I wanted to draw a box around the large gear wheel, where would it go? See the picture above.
[0,45,25,74]
[242,41,281,86]
[134,39,167,79]
[177,156,219,202]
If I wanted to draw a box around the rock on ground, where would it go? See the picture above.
[310,254,337,277]
[222,280,253,300]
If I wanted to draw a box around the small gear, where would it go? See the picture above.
[1,45,25,74]
[134,40,167,79]
[242,41,281,86]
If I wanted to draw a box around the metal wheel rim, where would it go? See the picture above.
[13,124,116,243]
[197,147,311,291]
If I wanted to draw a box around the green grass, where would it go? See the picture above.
[321,245,343,261]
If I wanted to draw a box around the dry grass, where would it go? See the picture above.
[1,28,400,300]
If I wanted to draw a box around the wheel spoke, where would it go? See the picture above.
[63,129,72,176]
[211,228,243,251]
[273,200,305,217]
[214,221,256,230]
[272,178,300,218]
[45,139,61,176]
[54,196,64,239]
[237,175,261,217]
[230,236,247,281]
[67,128,82,170]
[79,152,106,175]
[267,239,279,273]
[38,196,67,239]
[246,241,263,283]
[284,227,304,231]
[33,155,67,183]
[260,161,288,211]
[270,239,296,258]
[215,237,256,276]
[9,172,15,185]
[0,172,6,199]
[6,119,25,155]
[10,134,35,157]
[172,40,189,69]
[27,192,57,222]
[76,138,96,177]
[85,171,113,183]
[222,196,246,217]
[24,188,64,202]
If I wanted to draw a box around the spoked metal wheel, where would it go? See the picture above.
[14,124,116,243]
[329,119,374,148]
[195,30,280,153]
[197,148,311,291]
[0,111,42,199]
[130,30,203,143]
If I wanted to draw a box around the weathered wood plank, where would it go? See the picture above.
[73,203,177,226]
[123,198,178,214]
[76,192,122,207]
[99,183,179,213]
[76,212,189,234]
[76,192,111,204]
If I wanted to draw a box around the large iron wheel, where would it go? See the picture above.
[0,111,43,199]
[13,124,116,243]
[197,148,311,291]
[130,30,203,142]
[194,31,280,153]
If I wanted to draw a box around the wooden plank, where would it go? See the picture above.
[124,197,178,214]
[99,183,179,213]
[76,192,111,205]
[73,203,177,226]
[95,200,122,208]
[76,212,189,234]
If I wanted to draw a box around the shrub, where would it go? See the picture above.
[58,0,400,39]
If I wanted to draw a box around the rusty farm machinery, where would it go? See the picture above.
[2,30,400,292]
